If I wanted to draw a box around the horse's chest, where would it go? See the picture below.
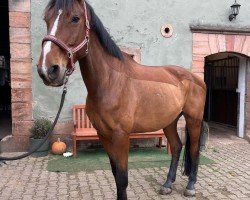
[86,102,133,134]
[85,106,103,130]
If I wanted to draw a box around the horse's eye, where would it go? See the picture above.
[71,16,80,23]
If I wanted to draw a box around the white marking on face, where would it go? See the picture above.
[42,9,63,71]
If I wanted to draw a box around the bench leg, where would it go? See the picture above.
[158,137,163,148]
[73,136,77,158]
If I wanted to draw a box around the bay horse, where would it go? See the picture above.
[37,0,206,199]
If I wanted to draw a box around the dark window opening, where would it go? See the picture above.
[0,0,11,140]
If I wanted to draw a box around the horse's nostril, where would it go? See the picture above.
[48,65,60,80]
[50,65,60,74]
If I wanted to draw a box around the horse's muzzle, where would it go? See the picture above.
[37,66,46,79]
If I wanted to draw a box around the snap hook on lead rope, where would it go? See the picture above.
[63,78,69,93]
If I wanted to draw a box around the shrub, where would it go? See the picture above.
[30,118,52,139]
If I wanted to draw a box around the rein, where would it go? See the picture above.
[42,1,90,75]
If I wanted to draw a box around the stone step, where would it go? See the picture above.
[0,135,29,153]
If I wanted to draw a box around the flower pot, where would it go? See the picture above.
[29,138,50,157]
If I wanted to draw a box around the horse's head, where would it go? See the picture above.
[37,0,89,87]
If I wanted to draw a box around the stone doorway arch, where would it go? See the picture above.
[191,26,250,139]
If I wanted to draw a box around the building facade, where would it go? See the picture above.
[1,0,250,151]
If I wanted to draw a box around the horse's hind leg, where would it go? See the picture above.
[98,132,130,200]
[183,115,202,197]
[159,119,182,195]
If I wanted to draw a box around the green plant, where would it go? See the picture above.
[30,118,52,139]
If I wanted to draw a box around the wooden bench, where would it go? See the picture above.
[72,104,165,158]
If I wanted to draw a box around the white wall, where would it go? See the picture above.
[237,56,247,138]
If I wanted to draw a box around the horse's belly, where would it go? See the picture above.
[132,108,181,133]
[131,82,184,132]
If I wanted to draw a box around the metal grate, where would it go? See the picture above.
[204,56,239,127]
[205,57,239,90]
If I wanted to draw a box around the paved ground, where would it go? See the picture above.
[0,124,250,200]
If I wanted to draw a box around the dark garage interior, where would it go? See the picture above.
[0,0,11,140]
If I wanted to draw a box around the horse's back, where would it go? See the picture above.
[163,65,206,90]
[123,55,205,90]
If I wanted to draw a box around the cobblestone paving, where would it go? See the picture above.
[0,128,250,200]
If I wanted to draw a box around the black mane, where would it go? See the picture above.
[45,0,123,60]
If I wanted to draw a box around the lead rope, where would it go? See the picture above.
[0,74,69,163]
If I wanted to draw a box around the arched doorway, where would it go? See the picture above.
[191,28,250,138]
[204,53,248,137]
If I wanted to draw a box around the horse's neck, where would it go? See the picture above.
[78,33,125,98]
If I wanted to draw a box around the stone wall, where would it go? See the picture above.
[1,0,32,152]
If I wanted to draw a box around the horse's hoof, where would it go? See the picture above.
[159,186,172,195]
[184,189,196,197]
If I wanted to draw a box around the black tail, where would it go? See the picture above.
[183,125,192,176]
[183,122,203,176]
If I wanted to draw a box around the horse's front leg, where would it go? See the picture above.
[98,131,130,200]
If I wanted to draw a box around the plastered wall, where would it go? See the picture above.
[31,0,250,121]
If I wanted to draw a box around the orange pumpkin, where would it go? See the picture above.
[51,138,67,155]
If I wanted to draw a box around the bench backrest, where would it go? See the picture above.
[73,104,95,131]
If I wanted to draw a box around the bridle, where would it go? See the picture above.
[42,1,90,76]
